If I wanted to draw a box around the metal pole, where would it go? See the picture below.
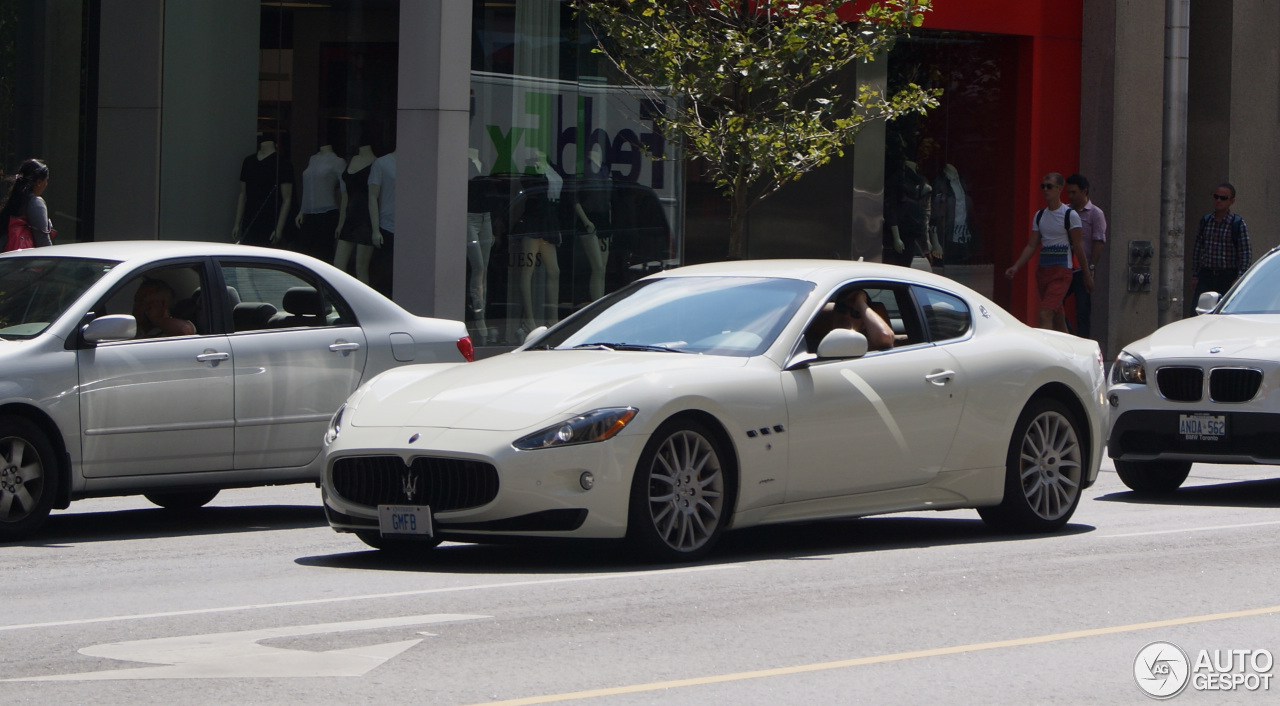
[1158,0,1190,325]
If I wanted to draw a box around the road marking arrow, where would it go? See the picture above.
[7,613,488,681]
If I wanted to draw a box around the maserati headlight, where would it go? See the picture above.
[1111,351,1147,385]
[324,403,346,445]
[513,407,638,450]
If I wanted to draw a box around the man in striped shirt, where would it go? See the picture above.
[1191,182,1251,308]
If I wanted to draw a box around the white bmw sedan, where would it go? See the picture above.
[0,241,470,540]
[321,260,1107,562]
[1108,246,1280,492]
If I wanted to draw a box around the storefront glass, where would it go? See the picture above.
[159,0,399,295]
[469,0,682,346]
[0,0,86,243]
[882,31,1018,301]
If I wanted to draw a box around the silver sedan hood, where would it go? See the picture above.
[352,351,749,431]
[1132,314,1280,360]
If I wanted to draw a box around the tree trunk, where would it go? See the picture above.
[726,182,749,260]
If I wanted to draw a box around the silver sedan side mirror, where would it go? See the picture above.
[1195,291,1220,315]
[82,314,137,343]
[816,328,869,359]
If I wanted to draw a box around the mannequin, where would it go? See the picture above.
[294,143,345,262]
[334,144,377,284]
[573,143,611,302]
[883,152,932,268]
[467,147,496,344]
[368,150,396,297]
[232,138,293,247]
[512,148,562,333]
[932,163,976,265]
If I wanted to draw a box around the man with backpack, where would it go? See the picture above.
[1005,172,1093,331]
[1191,182,1251,308]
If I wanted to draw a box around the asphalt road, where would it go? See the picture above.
[3,458,1279,704]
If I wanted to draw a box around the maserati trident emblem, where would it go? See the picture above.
[402,470,419,502]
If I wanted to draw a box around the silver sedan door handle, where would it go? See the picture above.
[329,341,361,354]
[196,351,230,364]
[925,369,955,385]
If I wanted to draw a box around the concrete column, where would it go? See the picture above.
[94,0,164,240]
[1092,0,1166,358]
[1224,0,1280,258]
[393,0,471,319]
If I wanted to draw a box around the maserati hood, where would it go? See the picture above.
[351,350,750,431]
[1130,314,1280,361]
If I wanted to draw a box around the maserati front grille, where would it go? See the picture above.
[331,455,499,511]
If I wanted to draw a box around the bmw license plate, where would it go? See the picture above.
[378,505,433,538]
[1179,414,1226,441]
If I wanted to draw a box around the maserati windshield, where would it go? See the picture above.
[537,276,814,357]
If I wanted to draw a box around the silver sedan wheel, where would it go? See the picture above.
[1,437,44,523]
[1017,409,1083,521]
[645,429,725,554]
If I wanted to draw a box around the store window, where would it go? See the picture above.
[0,1,87,244]
[883,31,1018,301]
[469,0,682,346]
[159,0,399,296]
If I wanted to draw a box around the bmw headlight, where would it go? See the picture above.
[513,407,638,450]
[1111,351,1146,385]
[324,403,346,445]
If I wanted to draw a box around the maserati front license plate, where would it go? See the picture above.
[378,505,433,537]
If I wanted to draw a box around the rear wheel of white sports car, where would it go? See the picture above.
[0,416,59,542]
[144,490,219,510]
[1114,459,1191,494]
[627,419,734,563]
[979,398,1084,533]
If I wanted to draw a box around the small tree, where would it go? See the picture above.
[573,0,939,259]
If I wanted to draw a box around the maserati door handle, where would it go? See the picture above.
[924,369,955,385]
[329,341,361,353]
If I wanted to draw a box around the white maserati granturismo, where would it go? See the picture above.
[1108,246,1280,492]
[321,260,1107,561]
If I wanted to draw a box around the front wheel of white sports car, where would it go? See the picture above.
[627,419,735,563]
[979,398,1084,533]
[1114,459,1192,494]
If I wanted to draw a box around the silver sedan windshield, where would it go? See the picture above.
[0,257,117,338]
[538,276,814,357]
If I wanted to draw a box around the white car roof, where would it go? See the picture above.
[8,240,327,266]
[650,258,973,293]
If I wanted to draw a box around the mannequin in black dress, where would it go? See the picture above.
[333,144,377,283]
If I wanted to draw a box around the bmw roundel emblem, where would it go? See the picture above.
[1210,347,1222,354]
[408,433,420,444]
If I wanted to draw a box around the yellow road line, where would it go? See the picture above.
[473,604,1280,705]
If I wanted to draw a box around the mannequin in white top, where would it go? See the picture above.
[294,144,345,261]
[573,143,611,302]
[367,150,396,297]
[334,144,377,283]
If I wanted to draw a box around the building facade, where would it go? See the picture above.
[3,0,1277,357]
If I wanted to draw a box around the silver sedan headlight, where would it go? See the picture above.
[324,403,346,445]
[1111,351,1146,385]
[513,407,638,450]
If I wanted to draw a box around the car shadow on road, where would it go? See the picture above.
[1094,477,1280,508]
[8,505,327,547]
[296,515,1095,575]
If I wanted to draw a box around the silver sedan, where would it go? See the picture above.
[0,241,470,540]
